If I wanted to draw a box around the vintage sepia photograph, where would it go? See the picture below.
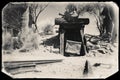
[1,1,119,79]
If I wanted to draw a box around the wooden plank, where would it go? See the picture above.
[61,25,83,29]
[5,65,35,75]
[55,18,89,25]
[4,59,63,74]
[4,59,63,66]
[60,29,65,55]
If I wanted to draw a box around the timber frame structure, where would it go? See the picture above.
[55,18,89,56]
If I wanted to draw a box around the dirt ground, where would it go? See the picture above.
[2,26,118,79]
[2,39,118,79]
[2,2,119,79]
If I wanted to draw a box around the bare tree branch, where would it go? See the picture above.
[29,3,49,32]
[34,3,49,23]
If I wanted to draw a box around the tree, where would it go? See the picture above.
[77,3,105,36]
[2,3,27,36]
[29,2,49,32]
[2,3,28,50]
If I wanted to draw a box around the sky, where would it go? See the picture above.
[36,2,118,36]
[36,2,100,35]
[7,2,118,36]
[37,2,67,26]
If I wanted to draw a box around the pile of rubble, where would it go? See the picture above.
[85,34,116,57]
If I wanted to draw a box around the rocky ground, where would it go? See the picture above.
[2,34,118,79]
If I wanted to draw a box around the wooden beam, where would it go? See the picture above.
[55,18,89,25]
[80,28,88,55]
[60,29,65,55]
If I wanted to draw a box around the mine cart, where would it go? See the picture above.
[55,18,89,56]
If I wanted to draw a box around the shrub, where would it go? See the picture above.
[43,24,54,35]
[2,32,12,50]
[13,37,23,49]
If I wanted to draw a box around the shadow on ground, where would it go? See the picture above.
[41,35,60,48]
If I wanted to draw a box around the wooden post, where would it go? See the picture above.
[60,28,65,55]
[80,26,88,55]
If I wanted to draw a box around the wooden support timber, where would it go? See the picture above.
[59,29,65,55]
[4,59,63,75]
[55,18,89,56]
